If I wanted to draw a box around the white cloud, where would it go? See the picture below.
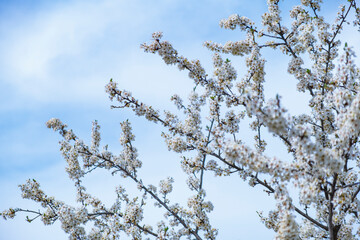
[4,1,113,78]
[0,0,195,107]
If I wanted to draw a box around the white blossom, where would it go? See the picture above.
[4,1,360,240]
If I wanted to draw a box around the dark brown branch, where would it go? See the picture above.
[81,150,203,240]
[199,119,214,191]
[206,151,329,231]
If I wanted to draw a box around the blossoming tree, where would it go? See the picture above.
[3,0,360,239]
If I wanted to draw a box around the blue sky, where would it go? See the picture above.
[1,0,358,239]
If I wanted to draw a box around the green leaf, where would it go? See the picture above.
[306,69,311,74]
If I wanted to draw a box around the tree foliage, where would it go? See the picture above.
[3,1,360,239]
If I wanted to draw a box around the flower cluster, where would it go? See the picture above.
[219,14,254,31]
[159,177,174,195]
